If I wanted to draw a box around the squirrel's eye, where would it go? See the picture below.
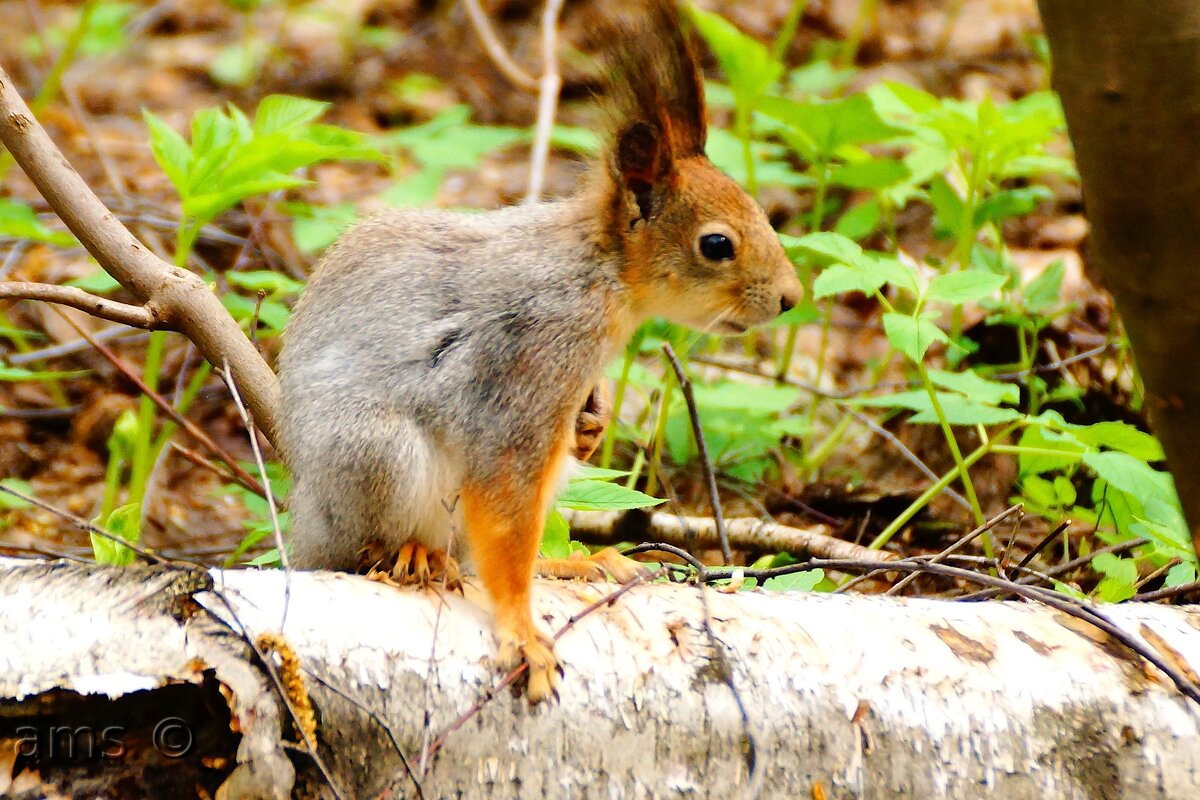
[699,233,735,261]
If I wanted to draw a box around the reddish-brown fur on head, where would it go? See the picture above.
[598,1,803,335]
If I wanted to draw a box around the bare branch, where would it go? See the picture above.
[562,508,892,563]
[460,0,540,91]
[0,281,161,329]
[525,0,566,201]
[0,67,281,440]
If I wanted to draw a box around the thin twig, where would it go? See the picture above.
[885,504,1023,595]
[0,281,159,328]
[304,671,425,800]
[221,361,291,628]
[0,482,169,564]
[958,536,1149,601]
[663,343,732,563]
[54,309,267,497]
[460,0,540,91]
[525,0,566,201]
[845,407,972,511]
[691,555,1200,708]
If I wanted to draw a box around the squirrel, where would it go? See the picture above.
[276,0,803,704]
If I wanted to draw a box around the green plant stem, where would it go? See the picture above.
[770,0,810,63]
[148,361,214,463]
[950,148,985,340]
[776,161,829,380]
[100,450,124,521]
[128,330,165,508]
[839,0,878,67]
[737,107,757,198]
[601,346,638,469]
[918,363,985,527]
[644,380,674,499]
[803,412,852,474]
[870,422,1020,549]
[0,0,100,180]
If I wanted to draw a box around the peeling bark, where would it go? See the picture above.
[2,558,1199,799]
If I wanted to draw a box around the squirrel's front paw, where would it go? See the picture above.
[496,631,562,704]
[572,383,610,461]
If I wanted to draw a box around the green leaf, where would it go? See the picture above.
[828,158,909,190]
[142,110,192,194]
[927,175,964,238]
[687,7,783,107]
[927,369,1019,406]
[290,203,359,254]
[785,231,869,268]
[925,270,1007,305]
[65,268,122,293]
[1166,562,1198,587]
[909,396,1022,426]
[1092,552,1137,602]
[834,198,881,241]
[813,264,886,299]
[1083,451,1174,504]
[225,270,305,295]
[557,480,664,511]
[974,186,1052,227]
[883,313,949,363]
[91,503,140,566]
[1017,425,1087,476]
[763,569,824,592]
[540,508,572,559]
[246,548,282,567]
[572,465,631,481]
[0,478,32,510]
[0,199,77,247]
[253,95,330,135]
[1071,422,1164,462]
[1023,259,1065,314]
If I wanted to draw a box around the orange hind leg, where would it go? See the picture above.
[461,447,569,704]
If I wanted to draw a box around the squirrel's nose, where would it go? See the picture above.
[780,290,800,315]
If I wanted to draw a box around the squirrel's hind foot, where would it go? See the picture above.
[535,547,649,583]
[359,539,463,591]
[496,630,562,704]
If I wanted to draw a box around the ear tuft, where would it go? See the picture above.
[601,2,707,175]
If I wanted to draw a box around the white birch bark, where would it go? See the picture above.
[1,558,1199,799]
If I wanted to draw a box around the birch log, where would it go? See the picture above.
[1,558,1199,799]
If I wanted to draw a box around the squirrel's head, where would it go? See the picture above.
[600,2,803,335]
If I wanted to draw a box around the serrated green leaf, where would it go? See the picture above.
[557,480,664,511]
[1166,562,1198,587]
[254,95,330,135]
[687,7,783,107]
[1071,422,1164,462]
[925,270,1007,304]
[883,313,949,363]
[813,264,886,299]
[927,369,1019,406]
[1085,451,1174,504]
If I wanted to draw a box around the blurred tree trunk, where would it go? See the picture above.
[1039,0,1200,552]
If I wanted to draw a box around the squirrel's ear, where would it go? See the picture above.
[615,120,671,222]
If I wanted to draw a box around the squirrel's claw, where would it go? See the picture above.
[497,631,561,705]
[384,541,463,592]
[536,547,649,583]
